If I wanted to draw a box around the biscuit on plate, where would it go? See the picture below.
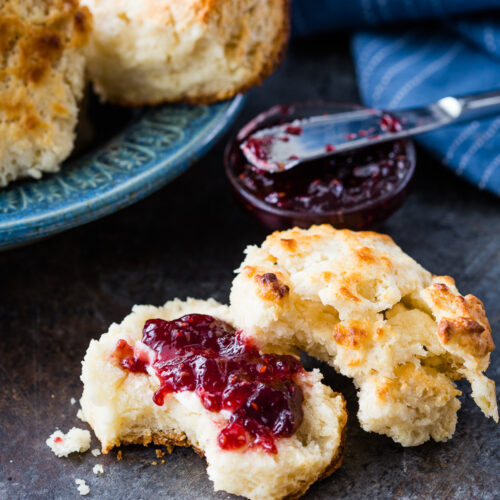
[80,298,347,500]
[230,225,498,446]
[80,0,289,105]
[0,0,92,187]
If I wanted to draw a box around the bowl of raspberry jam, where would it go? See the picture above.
[225,102,416,231]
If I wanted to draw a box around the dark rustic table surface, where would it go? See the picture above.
[1,34,499,500]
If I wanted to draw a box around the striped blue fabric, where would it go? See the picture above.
[292,1,500,196]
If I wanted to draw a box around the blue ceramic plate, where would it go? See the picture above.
[0,95,245,250]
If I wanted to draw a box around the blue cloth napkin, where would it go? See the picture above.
[292,1,500,196]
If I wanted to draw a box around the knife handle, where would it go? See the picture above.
[438,90,500,123]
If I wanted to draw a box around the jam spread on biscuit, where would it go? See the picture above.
[114,314,304,454]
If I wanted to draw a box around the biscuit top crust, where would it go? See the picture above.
[243,225,496,364]
[0,0,91,82]
[245,224,432,321]
[117,0,226,25]
[254,272,290,300]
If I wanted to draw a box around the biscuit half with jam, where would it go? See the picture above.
[80,298,347,500]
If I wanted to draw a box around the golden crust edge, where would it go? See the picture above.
[101,430,204,457]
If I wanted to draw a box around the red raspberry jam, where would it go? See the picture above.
[235,136,410,214]
[114,314,304,454]
[380,113,403,133]
[244,136,274,162]
[285,125,303,135]
[225,103,415,230]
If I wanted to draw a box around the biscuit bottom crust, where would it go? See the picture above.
[108,430,203,457]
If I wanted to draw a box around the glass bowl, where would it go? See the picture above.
[224,102,416,231]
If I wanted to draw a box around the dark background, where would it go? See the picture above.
[1,34,499,499]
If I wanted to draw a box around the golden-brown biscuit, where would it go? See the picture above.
[0,0,92,187]
[80,0,289,105]
[230,225,498,446]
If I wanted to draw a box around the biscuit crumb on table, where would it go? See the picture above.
[46,428,91,457]
[93,464,104,474]
[75,479,90,496]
